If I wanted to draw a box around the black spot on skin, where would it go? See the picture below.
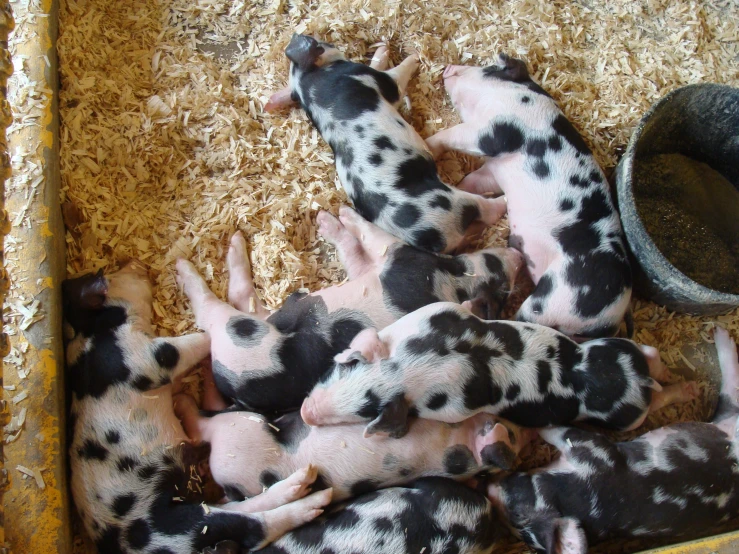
[357,389,382,419]
[353,183,390,224]
[406,333,450,358]
[354,124,364,135]
[334,141,354,168]
[350,479,379,497]
[229,317,260,338]
[459,204,480,232]
[78,439,108,461]
[521,95,531,103]
[368,153,383,166]
[126,518,151,549]
[506,383,521,400]
[531,274,554,299]
[96,526,124,554]
[153,342,179,370]
[488,322,524,360]
[116,456,138,472]
[443,445,476,475]
[223,484,247,502]
[105,430,120,444]
[481,443,516,470]
[399,467,412,477]
[565,251,631,318]
[530,301,543,314]
[569,174,591,188]
[411,227,445,253]
[260,470,280,488]
[537,360,553,393]
[500,395,581,427]
[112,493,137,518]
[526,139,547,157]
[546,345,556,358]
[548,135,563,151]
[552,114,591,155]
[151,550,176,554]
[430,194,452,210]
[532,160,550,178]
[374,136,397,150]
[393,204,421,228]
[560,198,575,211]
[394,154,447,197]
[137,464,158,481]
[426,392,448,410]
[589,170,603,183]
[132,375,153,391]
[374,517,394,532]
[479,122,525,157]
[266,411,310,452]
[579,189,612,224]
[554,219,601,257]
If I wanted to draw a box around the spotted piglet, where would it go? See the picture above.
[204,478,503,554]
[301,302,698,436]
[426,54,632,338]
[174,384,533,503]
[488,327,739,553]
[64,262,332,554]
[175,206,521,414]
[265,35,507,254]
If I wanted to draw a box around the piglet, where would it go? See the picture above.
[176,206,521,414]
[265,35,507,254]
[487,327,739,553]
[426,54,632,338]
[174,387,533,503]
[301,302,698,436]
[204,477,502,554]
[64,262,332,554]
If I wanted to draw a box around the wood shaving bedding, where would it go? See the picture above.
[50,0,739,552]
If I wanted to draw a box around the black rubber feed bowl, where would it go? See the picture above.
[615,83,739,315]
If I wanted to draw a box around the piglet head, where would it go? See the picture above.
[63,260,153,338]
[301,328,398,431]
[462,247,524,320]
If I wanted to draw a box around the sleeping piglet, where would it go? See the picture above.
[176,206,521,414]
[301,302,698,437]
[265,35,507,254]
[426,54,632,338]
[488,327,739,553]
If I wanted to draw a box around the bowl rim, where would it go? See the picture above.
[616,82,739,305]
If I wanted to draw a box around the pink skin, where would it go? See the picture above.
[175,390,534,502]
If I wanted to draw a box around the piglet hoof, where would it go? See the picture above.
[476,418,517,471]
[263,488,334,543]
[682,381,701,401]
[270,465,320,504]
[369,45,389,70]
[316,210,344,241]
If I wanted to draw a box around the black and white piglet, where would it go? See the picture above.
[204,478,502,554]
[488,327,739,553]
[265,35,507,254]
[426,54,632,338]
[64,261,331,553]
[301,302,698,436]
[176,206,521,414]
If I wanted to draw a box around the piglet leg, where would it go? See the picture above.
[648,382,700,414]
[174,393,208,443]
[202,360,229,411]
[384,53,420,98]
[713,327,739,422]
[426,123,485,159]
[369,44,390,70]
[338,205,401,263]
[222,466,325,514]
[227,231,269,319]
[258,488,333,545]
[458,160,503,196]
[265,86,297,113]
[317,210,373,279]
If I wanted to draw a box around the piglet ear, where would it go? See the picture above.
[462,296,500,320]
[79,269,108,310]
[363,394,411,439]
[334,328,388,365]
[286,34,325,71]
[548,518,587,554]
[496,52,530,82]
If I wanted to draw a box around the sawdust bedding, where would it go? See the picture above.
[42,0,739,551]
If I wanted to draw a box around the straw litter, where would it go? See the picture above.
[49,0,739,552]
